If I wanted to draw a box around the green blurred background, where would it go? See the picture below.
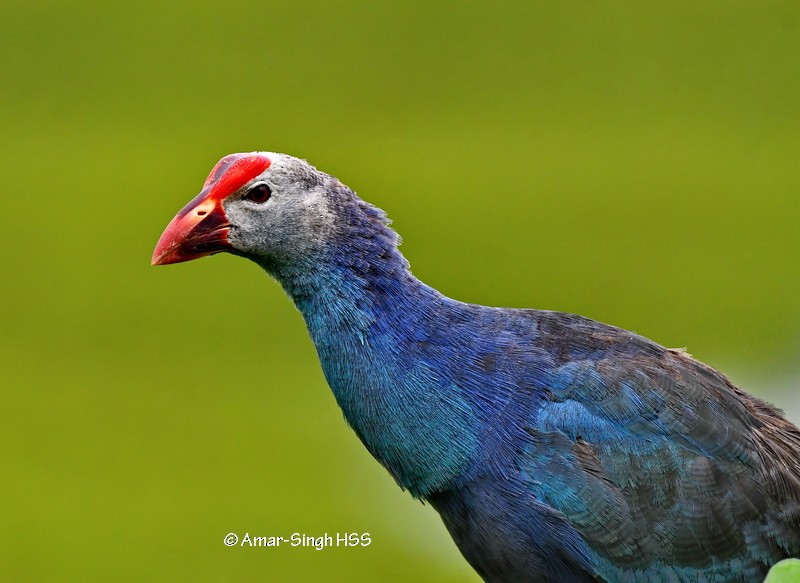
[2,1,799,581]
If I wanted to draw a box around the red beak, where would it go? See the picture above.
[151,193,232,266]
[152,153,272,266]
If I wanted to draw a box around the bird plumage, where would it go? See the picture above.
[153,152,800,582]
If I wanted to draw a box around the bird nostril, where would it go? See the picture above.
[197,211,207,216]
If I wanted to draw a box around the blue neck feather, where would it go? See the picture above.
[257,195,479,497]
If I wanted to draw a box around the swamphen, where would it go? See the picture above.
[153,152,800,582]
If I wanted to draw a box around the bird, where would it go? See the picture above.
[152,152,800,582]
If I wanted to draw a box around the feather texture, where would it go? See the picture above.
[252,172,800,581]
[161,153,800,582]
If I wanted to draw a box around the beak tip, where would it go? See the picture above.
[151,238,174,266]
[151,245,180,266]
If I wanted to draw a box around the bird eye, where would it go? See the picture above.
[244,183,272,204]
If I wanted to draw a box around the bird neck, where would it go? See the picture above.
[256,218,478,498]
[274,244,422,340]
[264,195,433,341]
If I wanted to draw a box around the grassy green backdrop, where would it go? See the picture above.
[2,2,799,581]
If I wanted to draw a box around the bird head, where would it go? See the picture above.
[152,152,338,267]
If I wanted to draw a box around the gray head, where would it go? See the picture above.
[151,152,359,267]
[224,153,342,265]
